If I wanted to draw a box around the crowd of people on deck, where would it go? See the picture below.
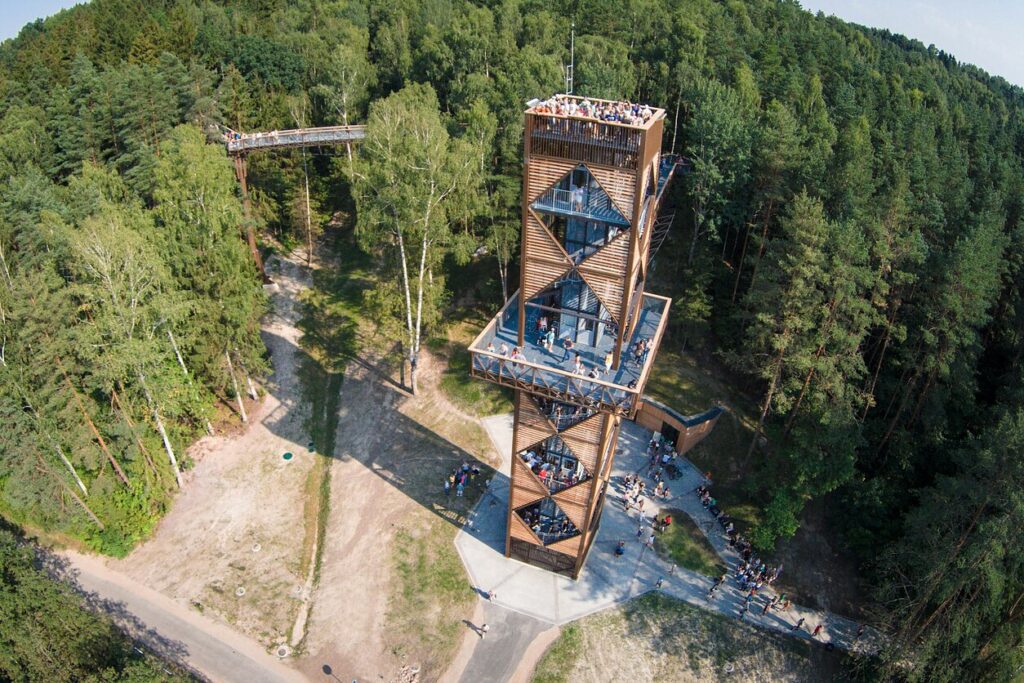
[532,95,655,126]
[520,447,585,492]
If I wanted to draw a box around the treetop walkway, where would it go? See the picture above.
[224,125,366,155]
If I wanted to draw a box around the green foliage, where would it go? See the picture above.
[1,0,1023,676]
[655,510,728,576]
[0,526,189,682]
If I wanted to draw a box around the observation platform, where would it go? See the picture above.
[468,291,670,415]
[525,95,666,171]
[224,125,366,154]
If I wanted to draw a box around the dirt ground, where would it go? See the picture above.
[298,346,499,682]
[110,241,499,681]
[113,253,320,649]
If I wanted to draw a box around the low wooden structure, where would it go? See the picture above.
[469,95,682,578]
[634,400,723,455]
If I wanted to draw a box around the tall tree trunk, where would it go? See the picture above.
[303,150,313,267]
[53,443,88,497]
[747,217,773,294]
[900,498,988,645]
[225,350,247,423]
[782,297,840,438]
[734,199,774,303]
[166,329,214,435]
[139,372,184,488]
[877,369,920,455]
[745,351,784,468]
[244,369,259,401]
[411,229,431,397]
[860,312,895,421]
[395,226,416,393]
[167,328,188,377]
[57,359,130,487]
[111,386,158,478]
[38,454,103,529]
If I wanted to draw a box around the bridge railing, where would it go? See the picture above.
[225,125,367,154]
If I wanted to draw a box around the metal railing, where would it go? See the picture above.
[225,125,366,154]
[467,290,672,415]
[532,187,627,226]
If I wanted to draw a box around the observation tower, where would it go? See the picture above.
[469,94,679,578]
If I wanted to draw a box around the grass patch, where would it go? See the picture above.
[655,509,727,577]
[428,317,513,417]
[533,592,850,682]
[385,467,493,675]
[531,624,582,683]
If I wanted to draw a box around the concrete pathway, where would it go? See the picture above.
[455,415,882,670]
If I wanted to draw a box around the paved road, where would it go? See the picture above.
[63,551,308,683]
[457,604,548,683]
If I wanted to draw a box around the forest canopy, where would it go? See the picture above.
[0,0,1022,680]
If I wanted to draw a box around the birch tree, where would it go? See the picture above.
[351,84,482,393]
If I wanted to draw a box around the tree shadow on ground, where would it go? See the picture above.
[261,328,499,533]
[35,547,199,679]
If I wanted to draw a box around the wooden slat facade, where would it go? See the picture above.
[509,510,545,545]
[587,165,636,221]
[514,393,558,453]
[561,412,605,471]
[527,157,579,204]
[510,457,549,509]
[500,102,673,579]
[547,534,583,557]
[522,209,574,301]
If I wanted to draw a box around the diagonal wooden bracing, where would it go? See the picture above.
[559,412,605,473]
[510,457,550,509]
[514,394,558,453]
[527,158,580,204]
[522,208,574,301]
[586,164,636,222]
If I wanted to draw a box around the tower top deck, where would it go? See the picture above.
[526,94,666,130]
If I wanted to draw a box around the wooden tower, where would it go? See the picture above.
[469,95,679,578]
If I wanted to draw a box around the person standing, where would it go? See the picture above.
[480,623,489,639]
[791,617,805,632]
[812,624,824,639]
[604,350,613,375]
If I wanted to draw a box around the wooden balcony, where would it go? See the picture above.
[468,290,671,416]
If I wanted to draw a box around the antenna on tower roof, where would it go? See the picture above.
[565,22,575,95]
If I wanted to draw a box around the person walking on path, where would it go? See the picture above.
[488,590,496,603]
[761,599,771,616]
[668,563,677,576]
[646,532,656,549]
[812,624,824,639]
[480,623,490,639]
[636,524,645,539]
[791,617,805,632]
[738,603,748,620]
[655,577,664,589]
